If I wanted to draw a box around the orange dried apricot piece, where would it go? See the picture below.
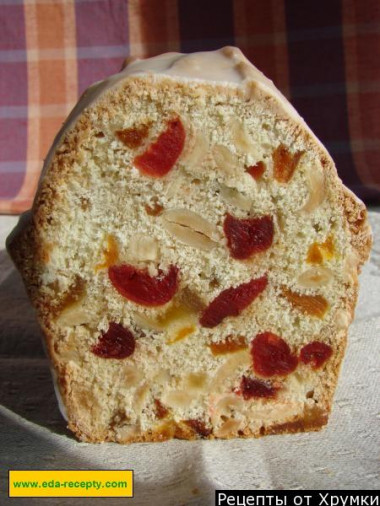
[282,288,329,318]
[247,161,266,180]
[307,235,335,264]
[209,335,248,356]
[145,200,164,216]
[184,419,212,438]
[116,123,150,149]
[95,235,119,272]
[154,399,169,419]
[273,144,303,183]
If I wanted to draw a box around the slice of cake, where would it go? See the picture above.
[7,47,371,443]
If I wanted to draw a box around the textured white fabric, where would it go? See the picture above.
[0,213,379,505]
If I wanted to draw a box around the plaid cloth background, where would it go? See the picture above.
[0,0,379,214]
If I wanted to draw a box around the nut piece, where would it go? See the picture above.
[335,309,351,329]
[132,312,164,331]
[55,277,89,327]
[213,144,239,176]
[162,209,219,250]
[133,383,149,413]
[229,118,257,155]
[297,267,333,288]
[162,209,217,238]
[163,390,195,409]
[128,234,159,261]
[212,350,251,392]
[181,130,209,170]
[219,184,252,211]
[183,372,209,393]
[300,162,325,212]
[215,394,245,415]
[124,364,143,387]
[343,248,360,283]
[215,418,243,438]
[56,302,91,327]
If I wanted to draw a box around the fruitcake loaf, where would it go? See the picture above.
[7,47,371,443]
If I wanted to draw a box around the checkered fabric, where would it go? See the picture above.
[0,0,379,213]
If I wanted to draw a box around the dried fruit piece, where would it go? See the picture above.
[133,297,199,340]
[307,235,335,264]
[160,304,197,344]
[108,264,179,306]
[134,118,185,177]
[209,335,248,356]
[273,144,303,183]
[247,161,265,180]
[297,267,333,288]
[145,200,164,216]
[168,325,196,344]
[91,322,135,359]
[300,341,333,369]
[95,235,119,272]
[239,376,280,399]
[154,399,169,419]
[200,275,268,328]
[224,213,274,260]
[251,332,298,377]
[184,419,212,438]
[307,243,323,264]
[116,123,150,148]
[282,288,329,318]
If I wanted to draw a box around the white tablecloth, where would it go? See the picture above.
[1,213,379,505]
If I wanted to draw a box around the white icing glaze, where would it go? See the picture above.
[42,47,319,178]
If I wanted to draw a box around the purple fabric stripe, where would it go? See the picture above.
[285,0,365,197]
[0,4,26,200]
[178,0,235,52]
[75,0,129,93]
[0,164,25,199]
